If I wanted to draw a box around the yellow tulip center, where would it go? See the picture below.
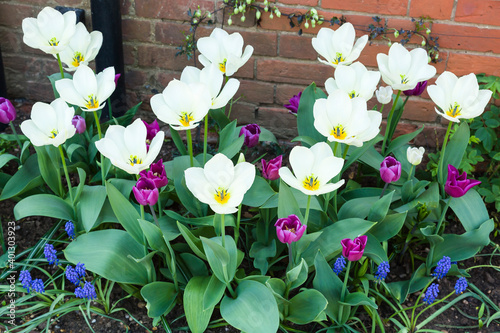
[400,74,410,84]
[49,129,58,139]
[214,188,230,204]
[219,59,227,73]
[348,90,357,99]
[332,52,345,65]
[446,103,462,118]
[129,155,142,166]
[85,95,99,109]
[179,112,194,127]
[48,37,59,46]
[72,52,85,67]
[331,125,347,140]
[303,175,319,191]
[283,225,296,233]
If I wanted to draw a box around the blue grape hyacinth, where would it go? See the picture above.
[423,283,440,305]
[75,281,97,300]
[432,256,451,280]
[455,277,468,294]
[333,255,346,275]
[75,262,86,278]
[44,243,59,266]
[19,270,32,292]
[30,278,45,293]
[65,266,80,285]
[375,261,390,282]
[65,221,75,239]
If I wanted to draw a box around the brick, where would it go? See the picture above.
[413,125,447,148]
[122,19,151,42]
[0,30,22,53]
[357,42,389,69]
[155,72,180,89]
[135,0,214,20]
[255,106,298,139]
[232,59,254,79]
[280,0,318,5]
[227,29,278,57]
[0,3,37,27]
[380,121,419,138]
[321,0,408,16]
[123,44,135,66]
[279,34,316,60]
[256,58,333,86]
[432,24,500,54]
[237,80,275,104]
[124,69,148,90]
[446,53,500,77]
[455,0,500,26]
[400,98,438,122]
[138,45,196,70]
[275,84,308,105]
[53,0,89,7]
[120,0,132,15]
[409,0,454,20]
[155,21,191,45]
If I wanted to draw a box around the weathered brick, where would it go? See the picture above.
[155,21,191,46]
[155,72,180,89]
[432,24,500,54]
[279,34,316,60]
[237,80,275,104]
[455,0,500,26]
[0,3,37,27]
[137,45,196,70]
[135,0,214,20]
[400,98,438,122]
[280,0,318,6]
[123,44,135,66]
[229,102,257,124]
[255,106,298,139]
[275,84,308,106]
[227,29,278,57]
[446,53,500,76]
[124,69,148,90]
[409,0,454,20]
[321,0,408,16]
[232,59,254,79]
[256,58,333,86]
[122,18,151,42]
[413,125,447,148]
[120,0,132,15]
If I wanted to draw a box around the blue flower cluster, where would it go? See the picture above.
[66,262,86,285]
[423,283,440,305]
[432,256,451,280]
[333,255,346,275]
[454,277,468,294]
[44,243,59,266]
[375,261,390,282]
[19,270,45,293]
[65,220,75,239]
[75,281,97,300]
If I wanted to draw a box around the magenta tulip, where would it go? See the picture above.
[139,159,168,188]
[284,91,302,115]
[445,164,481,198]
[261,155,282,180]
[380,156,401,183]
[239,124,261,148]
[71,115,86,134]
[275,214,306,244]
[0,97,16,124]
[341,235,367,261]
[403,80,427,96]
[133,177,159,206]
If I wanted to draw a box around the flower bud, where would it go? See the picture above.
[304,21,309,29]
[421,40,426,46]
[311,20,316,28]
[445,165,481,198]
[192,19,198,24]
[133,177,159,206]
[139,159,168,188]
[237,152,246,164]
[406,146,425,166]
[234,7,239,14]
[261,155,282,180]
[275,214,306,244]
[206,12,212,18]
[375,86,393,104]
[341,235,367,261]
[394,30,399,38]
[238,5,243,12]
[239,124,261,148]
[269,12,273,19]
[380,156,401,183]
[426,28,431,34]
[246,0,251,4]
[241,15,246,22]
[387,41,392,46]
[264,6,269,12]
[256,10,261,20]
[0,97,16,124]
[71,115,86,134]
[228,17,232,25]
[275,9,281,18]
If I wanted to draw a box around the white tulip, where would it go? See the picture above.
[22,7,76,55]
[279,142,345,196]
[407,146,425,166]
[58,22,103,71]
[376,86,393,104]
[150,80,212,131]
[311,23,368,68]
[427,71,492,122]
[95,119,164,175]
[197,28,254,77]
[313,90,382,147]
[376,43,436,91]
[180,65,240,109]
[20,98,76,147]
[325,62,380,101]
[185,153,255,214]
[55,64,116,111]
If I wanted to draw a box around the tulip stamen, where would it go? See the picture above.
[129,155,142,166]
[48,37,59,47]
[219,59,227,73]
[331,125,347,140]
[348,90,358,99]
[179,112,194,127]
[49,129,58,139]
[71,52,85,67]
[303,175,319,191]
[283,225,296,234]
[332,52,345,65]
[400,74,410,84]
[85,95,99,109]
[446,103,462,118]
[214,188,230,204]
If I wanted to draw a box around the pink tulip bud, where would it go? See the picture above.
[380,156,401,183]
[341,235,367,261]
[239,124,261,148]
[139,159,168,188]
[0,97,16,124]
[445,164,481,198]
[275,214,306,244]
[71,115,86,134]
[132,177,159,206]
[261,155,282,180]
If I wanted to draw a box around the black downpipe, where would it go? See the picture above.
[91,0,127,118]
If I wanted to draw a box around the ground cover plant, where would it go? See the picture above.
[1,5,500,333]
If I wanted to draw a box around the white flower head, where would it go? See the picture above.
[197,28,254,77]
[427,71,493,123]
[151,79,212,131]
[325,62,380,101]
[95,118,164,175]
[58,22,103,71]
[376,86,393,104]
[376,43,436,91]
[279,142,345,196]
[313,90,382,147]
[185,153,256,214]
[22,7,77,55]
[55,64,116,111]
[311,23,368,68]
[180,65,240,109]
[20,98,76,147]
[407,146,425,166]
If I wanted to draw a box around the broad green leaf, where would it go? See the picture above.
[286,258,308,290]
[449,189,489,232]
[102,102,141,127]
[106,181,143,245]
[65,229,150,285]
[291,135,318,147]
[339,292,378,309]
[218,120,238,153]
[313,251,344,321]
[220,280,279,333]
[203,274,226,310]
[0,154,18,169]
[141,281,177,318]
[138,219,170,255]
[173,156,205,217]
[220,135,244,160]
[184,276,216,333]
[169,126,187,155]
[367,191,394,222]
[209,108,230,129]
[358,146,384,170]
[338,196,379,220]
[166,210,235,227]
[369,212,407,242]
[387,264,431,303]
[48,72,72,98]
[439,122,469,185]
[179,252,208,277]
[287,289,328,325]
[278,180,303,220]
[177,222,206,260]
[201,236,237,284]
[363,233,388,264]
[77,185,107,232]
[242,176,276,207]
[386,126,424,155]
[14,194,74,220]
[108,178,136,198]
[297,82,327,144]
[35,145,63,197]
[249,240,276,275]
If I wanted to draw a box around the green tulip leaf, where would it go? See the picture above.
[313,251,344,322]
[297,82,327,144]
[339,292,378,309]
[184,276,216,333]
[242,176,276,207]
[203,274,226,310]
[0,154,43,200]
[14,194,74,221]
[141,281,177,318]
[77,185,107,232]
[369,212,407,242]
[287,289,328,325]
[449,189,489,232]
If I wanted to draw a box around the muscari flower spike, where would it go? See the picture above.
[333,255,346,275]
[65,265,80,285]
[75,281,97,300]
[19,270,32,292]
[31,278,45,293]
[65,221,75,239]
[423,283,440,305]
[44,243,59,266]
[432,256,451,280]
[375,261,390,282]
[454,277,468,294]
[75,262,86,278]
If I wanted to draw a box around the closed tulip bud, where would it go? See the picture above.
[261,155,282,180]
[0,97,16,124]
[133,177,159,206]
[421,40,426,46]
[380,156,401,183]
[376,86,393,104]
[241,15,246,22]
[304,21,309,29]
[275,214,306,244]
[234,7,239,14]
[71,115,86,134]
[341,235,367,261]
[269,12,274,19]
[406,146,425,165]
[239,124,261,148]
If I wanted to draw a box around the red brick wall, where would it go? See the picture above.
[1,0,500,146]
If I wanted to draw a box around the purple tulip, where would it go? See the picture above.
[143,119,160,149]
[239,124,261,148]
[71,115,86,134]
[380,156,401,183]
[341,235,367,261]
[284,92,302,115]
[261,155,282,181]
[139,159,168,188]
[445,164,481,198]
[114,73,121,86]
[0,97,16,124]
[403,81,427,96]
[275,214,306,244]
[132,177,159,206]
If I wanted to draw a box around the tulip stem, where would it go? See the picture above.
[304,195,311,226]
[338,260,351,323]
[227,97,234,119]
[157,194,162,218]
[435,198,451,235]
[107,98,113,121]
[342,145,350,159]
[56,53,65,79]
[333,142,339,157]
[438,121,453,194]
[58,145,74,204]
[221,214,226,248]
[408,165,415,181]
[9,122,22,152]
[288,243,294,269]
[379,182,389,199]
[93,111,106,186]
[203,114,208,165]
[187,129,194,167]
[235,204,242,245]
[381,90,402,155]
